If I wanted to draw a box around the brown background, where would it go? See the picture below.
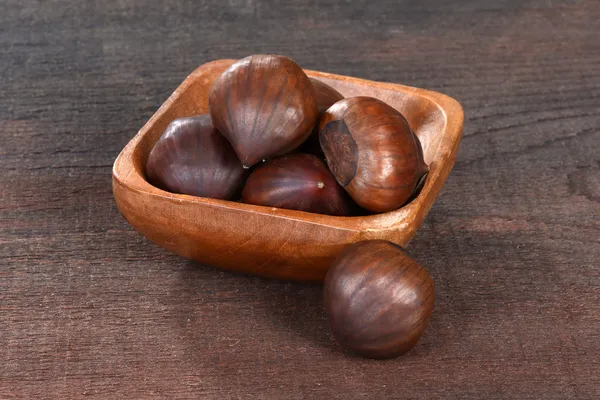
[1,0,599,398]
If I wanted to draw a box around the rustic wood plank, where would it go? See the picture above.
[1,0,599,398]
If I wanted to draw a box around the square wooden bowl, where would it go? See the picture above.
[112,59,464,281]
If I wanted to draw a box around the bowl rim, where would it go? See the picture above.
[113,59,464,235]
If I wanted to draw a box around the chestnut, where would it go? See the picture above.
[324,240,434,359]
[146,114,245,200]
[310,78,345,113]
[298,78,345,156]
[209,54,318,168]
[319,97,428,213]
[241,153,355,216]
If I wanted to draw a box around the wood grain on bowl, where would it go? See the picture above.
[112,59,464,281]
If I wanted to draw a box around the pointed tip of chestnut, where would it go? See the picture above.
[241,153,357,216]
[145,114,246,200]
[324,240,435,359]
[209,54,319,168]
[319,96,428,213]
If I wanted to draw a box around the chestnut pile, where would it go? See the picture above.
[147,54,428,216]
[146,55,435,359]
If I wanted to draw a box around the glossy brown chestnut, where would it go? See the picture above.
[299,78,345,156]
[146,114,246,200]
[311,78,345,113]
[324,240,435,359]
[241,153,355,216]
[319,97,428,213]
[209,54,318,168]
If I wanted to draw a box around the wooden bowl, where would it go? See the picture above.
[112,59,464,281]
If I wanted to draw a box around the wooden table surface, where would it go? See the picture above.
[2,1,599,398]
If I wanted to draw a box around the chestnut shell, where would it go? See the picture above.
[209,54,318,168]
[324,240,435,359]
[241,153,355,216]
[319,97,428,213]
[298,78,345,156]
[311,78,345,113]
[146,115,245,200]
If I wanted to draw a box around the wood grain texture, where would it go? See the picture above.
[113,60,462,281]
[1,0,600,399]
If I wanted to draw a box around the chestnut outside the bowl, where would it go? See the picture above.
[112,59,464,282]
